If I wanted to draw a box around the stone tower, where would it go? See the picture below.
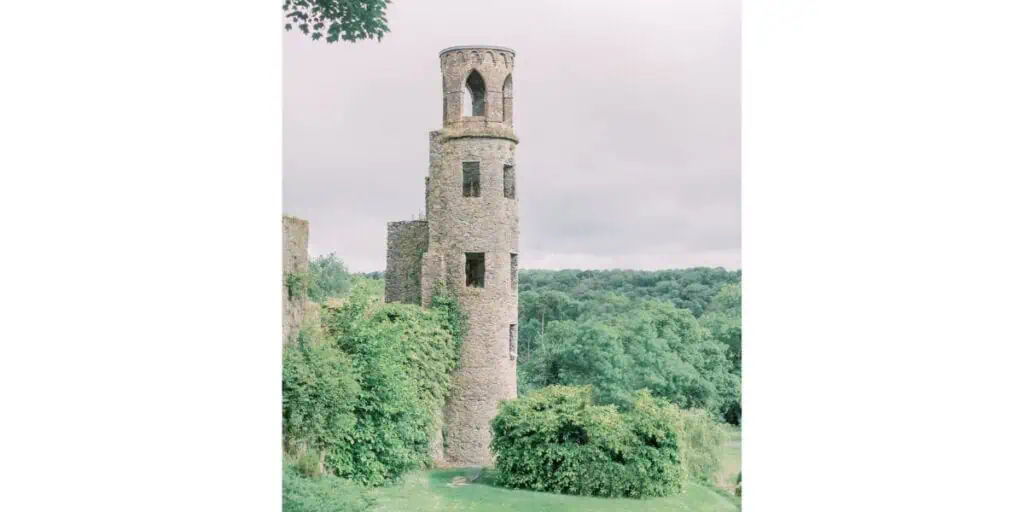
[385,45,519,466]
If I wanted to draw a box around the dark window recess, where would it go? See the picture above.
[502,74,513,123]
[465,252,485,288]
[509,324,518,360]
[463,162,481,197]
[503,164,516,199]
[466,70,486,116]
[510,253,518,289]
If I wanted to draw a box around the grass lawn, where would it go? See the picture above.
[367,468,741,512]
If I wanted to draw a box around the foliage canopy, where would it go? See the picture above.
[508,268,742,425]
[307,252,352,301]
[520,300,739,421]
[283,0,391,43]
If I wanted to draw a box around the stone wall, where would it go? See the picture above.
[384,221,429,305]
[282,215,310,344]
[429,135,519,467]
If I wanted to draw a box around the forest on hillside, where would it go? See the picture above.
[359,265,742,424]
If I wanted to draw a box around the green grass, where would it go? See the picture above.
[359,424,744,511]
[366,468,741,512]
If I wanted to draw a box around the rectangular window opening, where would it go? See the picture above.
[503,164,515,199]
[463,162,481,197]
[510,253,518,289]
[509,324,518,360]
[465,252,485,288]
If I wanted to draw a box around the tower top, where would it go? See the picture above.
[439,45,515,57]
[439,45,516,128]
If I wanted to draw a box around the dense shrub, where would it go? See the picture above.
[490,385,688,498]
[283,460,374,512]
[677,408,727,483]
[282,328,360,472]
[304,280,462,486]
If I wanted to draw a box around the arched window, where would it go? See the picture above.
[463,70,486,117]
[502,74,513,123]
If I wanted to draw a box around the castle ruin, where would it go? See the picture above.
[282,215,320,345]
[283,215,310,344]
[385,45,519,466]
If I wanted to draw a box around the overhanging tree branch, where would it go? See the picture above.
[283,0,391,43]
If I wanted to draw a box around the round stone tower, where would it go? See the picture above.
[420,45,519,466]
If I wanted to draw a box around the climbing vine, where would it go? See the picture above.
[284,271,312,300]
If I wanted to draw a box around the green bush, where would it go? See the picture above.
[490,385,688,498]
[307,280,462,486]
[283,460,374,512]
[308,252,352,301]
[678,408,727,482]
[282,328,360,474]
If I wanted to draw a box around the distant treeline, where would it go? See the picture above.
[359,267,738,315]
[357,266,741,424]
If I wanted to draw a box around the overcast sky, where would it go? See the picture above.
[284,0,739,273]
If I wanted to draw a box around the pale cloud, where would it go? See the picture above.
[284,0,739,272]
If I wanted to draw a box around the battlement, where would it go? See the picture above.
[440,45,516,127]
[439,45,516,57]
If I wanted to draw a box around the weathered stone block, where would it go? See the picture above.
[385,221,429,305]
[282,215,310,344]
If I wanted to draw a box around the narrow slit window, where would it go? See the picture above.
[503,164,515,199]
[465,252,485,288]
[510,253,518,289]
[462,162,481,197]
[509,324,518,360]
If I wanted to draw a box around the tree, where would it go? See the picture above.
[520,299,740,421]
[283,0,391,43]
[701,283,741,369]
[308,252,351,302]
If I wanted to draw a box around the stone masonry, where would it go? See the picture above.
[384,220,428,305]
[283,215,313,344]
[385,46,520,467]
